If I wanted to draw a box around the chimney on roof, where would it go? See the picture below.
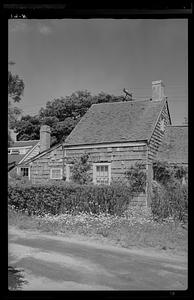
[40,125,51,153]
[9,129,17,142]
[152,80,165,101]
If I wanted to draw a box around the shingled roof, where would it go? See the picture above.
[8,154,26,165]
[64,99,167,146]
[156,125,188,164]
[8,140,40,166]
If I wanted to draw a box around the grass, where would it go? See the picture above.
[8,205,188,256]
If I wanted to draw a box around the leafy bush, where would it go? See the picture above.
[152,161,173,185]
[69,153,91,185]
[8,181,132,217]
[124,162,147,194]
[151,180,188,223]
[153,160,188,185]
[8,172,30,185]
[152,160,188,223]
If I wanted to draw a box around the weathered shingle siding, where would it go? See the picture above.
[65,144,148,206]
[29,146,63,183]
[29,143,147,186]
[148,102,171,161]
[65,144,147,180]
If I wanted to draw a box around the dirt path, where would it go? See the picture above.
[8,226,187,290]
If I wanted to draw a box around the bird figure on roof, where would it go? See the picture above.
[123,88,132,101]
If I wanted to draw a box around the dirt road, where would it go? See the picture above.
[8,226,187,290]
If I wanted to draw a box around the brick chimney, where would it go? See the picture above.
[40,125,51,153]
[9,129,17,142]
[152,80,165,101]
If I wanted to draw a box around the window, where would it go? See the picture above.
[50,168,62,179]
[20,167,29,177]
[93,163,111,185]
[11,149,20,155]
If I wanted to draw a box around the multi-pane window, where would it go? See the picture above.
[50,168,62,179]
[20,167,29,177]
[94,164,110,185]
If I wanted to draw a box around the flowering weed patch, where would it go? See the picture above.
[8,205,187,255]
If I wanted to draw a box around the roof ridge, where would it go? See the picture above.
[91,99,152,106]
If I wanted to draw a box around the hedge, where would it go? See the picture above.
[8,181,133,216]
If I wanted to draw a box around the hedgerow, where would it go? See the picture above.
[8,181,133,217]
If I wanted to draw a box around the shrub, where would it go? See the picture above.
[151,180,188,223]
[69,153,91,185]
[153,160,188,185]
[8,172,30,185]
[8,181,132,217]
[124,162,147,195]
[152,161,173,185]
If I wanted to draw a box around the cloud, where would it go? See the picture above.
[37,24,53,35]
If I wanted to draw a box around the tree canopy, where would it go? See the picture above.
[14,90,124,145]
[8,62,25,145]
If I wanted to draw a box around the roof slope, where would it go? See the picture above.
[64,99,166,146]
[156,126,188,164]
[9,140,39,148]
[8,140,40,166]
[8,154,26,165]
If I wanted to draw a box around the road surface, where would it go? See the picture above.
[8,226,187,290]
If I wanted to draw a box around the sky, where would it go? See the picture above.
[8,19,188,125]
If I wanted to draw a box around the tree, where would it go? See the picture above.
[14,115,41,141]
[8,70,25,103]
[8,62,25,145]
[14,90,124,144]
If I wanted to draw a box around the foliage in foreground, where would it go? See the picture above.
[151,180,188,223]
[8,206,187,253]
[151,160,188,223]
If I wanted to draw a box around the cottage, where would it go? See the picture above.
[22,80,174,206]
